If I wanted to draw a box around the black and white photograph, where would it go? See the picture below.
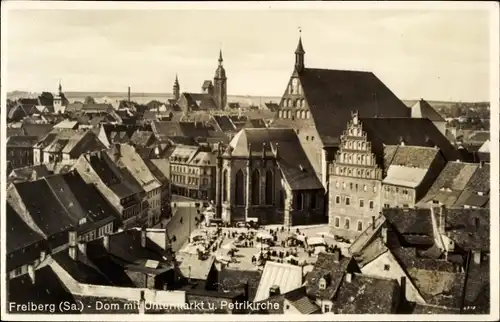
[1,1,498,320]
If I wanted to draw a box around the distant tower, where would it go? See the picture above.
[213,49,227,110]
[54,80,65,114]
[295,30,305,73]
[58,81,63,96]
[173,74,180,101]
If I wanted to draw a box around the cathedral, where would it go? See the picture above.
[174,50,228,112]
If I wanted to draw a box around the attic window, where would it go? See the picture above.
[384,264,390,271]
[319,277,328,290]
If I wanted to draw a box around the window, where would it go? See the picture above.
[265,170,274,205]
[335,181,339,188]
[357,221,363,232]
[384,264,390,271]
[342,182,346,189]
[335,196,341,204]
[355,184,358,191]
[373,186,377,193]
[345,197,350,205]
[319,278,326,290]
[251,169,260,205]
[363,185,367,192]
[306,136,309,141]
[235,170,245,206]
[296,192,304,210]
[384,203,390,208]
[344,218,350,229]
[350,183,353,190]
[369,201,374,209]
[324,304,331,313]
[403,189,408,195]
[334,217,340,228]
[359,200,364,208]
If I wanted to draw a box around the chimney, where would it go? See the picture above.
[381,227,388,244]
[474,217,480,231]
[473,250,481,265]
[128,86,131,104]
[332,248,340,263]
[103,235,110,251]
[141,227,147,248]
[28,264,36,284]
[269,285,280,297]
[372,216,376,230]
[345,272,352,283]
[40,250,46,262]
[69,245,77,261]
[400,276,407,303]
[139,290,145,314]
[78,242,87,255]
[439,206,446,234]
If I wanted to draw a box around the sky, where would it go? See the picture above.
[4,3,493,102]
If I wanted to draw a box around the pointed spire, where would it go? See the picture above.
[174,74,179,87]
[58,80,62,94]
[295,28,305,54]
[218,49,223,65]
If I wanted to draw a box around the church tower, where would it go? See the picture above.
[213,49,227,110]
[295,32,305,73]
[173,74,180,101]
[54,80,65,114]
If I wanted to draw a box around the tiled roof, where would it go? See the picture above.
[148,159,171,182]
[411,99,445,122]
[216,269,262,302]
[54,120,79,129]
[294,68,409,146]
[388,146,441,169]
[392,247,466,308]
[6,135,39,148]
[305,252,353,300]
[6,203,45,254]
[467,131,489,144]
[463,256,489,311]
[445,208,489,252]
[213,115,236,132]
[334,273,399,314]
[9,164,52,183]
[52,250,112,285]
[228,128,323,190]
[352,237,388,268]
[419,162,479,207]
[454,164,490,208]
[21,123,54,138]
[182,92,217,110]
[254,261,303,303]
[177,253,215,281]
[283,286,321,314]
[7,266,79,313]
[360,118,459,162]
[130,130,154,147]
[263,102,280,112]
[384,208,434,245]
[7,127,25,138]
[11,179,76,236]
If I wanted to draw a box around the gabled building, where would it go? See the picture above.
[8,164,52,184]
[271,35,410,186]
[418,161,479,208]
[6,136,39,169]
[6,171,117,252]
[73,151,144,228]
[217,128,325,226]
[328,112,451,240]
[105,144,163,227]
[33,129,106,165]
[453,163,490,209]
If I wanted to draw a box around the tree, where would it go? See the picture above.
[40,91,54,101]
[84,96,96,104]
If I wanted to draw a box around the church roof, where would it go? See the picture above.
[295,68,410,146]
[411,99,445,122]
[181,93,217,110]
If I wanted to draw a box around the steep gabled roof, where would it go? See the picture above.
[411,99,445,122]
[254,261,303,303]
[294,68,409,146]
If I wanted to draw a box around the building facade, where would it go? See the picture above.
[6,136,38,169]
[216,128,325,226]
[328,112,383,240]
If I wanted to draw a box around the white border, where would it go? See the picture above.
[1,1,499,321]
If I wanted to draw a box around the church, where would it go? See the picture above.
[271,34,411,187]
[174,50,228,112]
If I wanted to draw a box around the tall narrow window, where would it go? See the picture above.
[251,169,260,205]
[310,192,317,209]
[235,170,245,206]
[265,170,274,204]
[296,192,304,210]
[222,169,228,202]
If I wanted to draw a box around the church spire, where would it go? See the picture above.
[173,74,180,101]
[218,49,223,65]
[58,80,62,94]
[295,29,305,72]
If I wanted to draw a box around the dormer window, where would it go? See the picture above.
[478,191,484,196]
[319,277,327,290]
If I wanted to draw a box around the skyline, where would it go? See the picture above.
[4,4,493,102]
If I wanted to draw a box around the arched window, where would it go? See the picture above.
[296,110,300,118]
[235,170,245,206]
[287,99,291,108]
[222,169,228,202]
[265,170,274,204]
[251,169,260,205]
[301,110,306,119]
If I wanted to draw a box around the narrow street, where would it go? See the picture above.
[166,204,200,252]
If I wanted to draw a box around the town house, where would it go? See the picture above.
[6,136,39,169]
